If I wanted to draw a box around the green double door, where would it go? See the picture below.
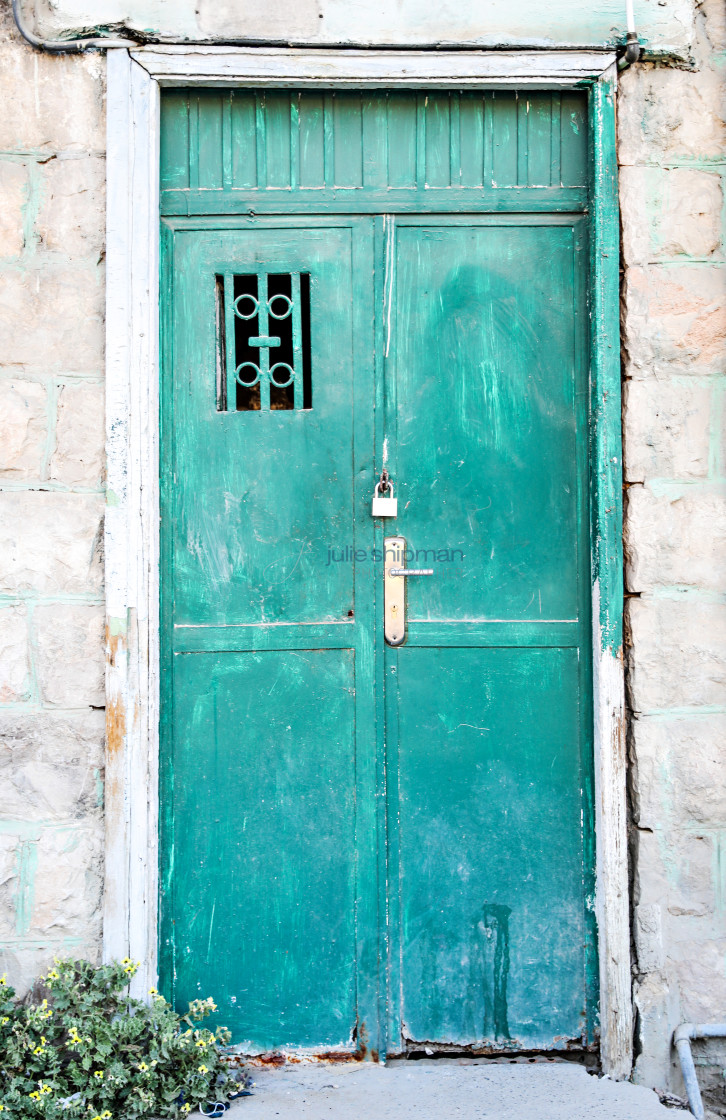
[160,90,596,1058]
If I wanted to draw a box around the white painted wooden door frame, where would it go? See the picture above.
[104,44,631,1077]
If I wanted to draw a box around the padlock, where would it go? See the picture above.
[371,481,398,517]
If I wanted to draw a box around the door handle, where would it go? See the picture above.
[384,537,433,646]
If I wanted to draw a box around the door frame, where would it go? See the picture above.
[103,45,629,1076]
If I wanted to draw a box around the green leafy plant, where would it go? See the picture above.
[0,958,242,1118]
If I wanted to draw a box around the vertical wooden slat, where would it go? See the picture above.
[299,92,325,188]
[362,93,387,189]
[323,93,335,188]
[289,94,300,191]
[449,92,461,187]
[491,92,517,187]
[188,93,200,190]
[222,92,233,190]
[258,271,270,412]
[224,273,236,413]
[387,93,416,188]
[483,92,494,187]
[415,93,427,189]
[459,92,484,188]
[255,94,268,190]
[291,272,303,411]
[265,92,292,189]
[159,90,190,191]
[197,91,223,189]
[527,94,553,186]
[333,94,363,187]
[231,92,258,190]
[550,91,562,186]
[561,92,588,186]
[516,94,528,186]
[430,92,449,187]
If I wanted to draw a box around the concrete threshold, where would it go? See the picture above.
[225,1058,690,1119]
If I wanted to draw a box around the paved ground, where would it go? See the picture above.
[222,1058,690,1119]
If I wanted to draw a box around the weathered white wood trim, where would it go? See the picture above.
[104,48,160,998]
[130,46,616,87]
[593,587,631,1078]
[104,45,629,1067]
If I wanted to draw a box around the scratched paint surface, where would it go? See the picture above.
[159,89,595,1054]
[385,216,595,1049]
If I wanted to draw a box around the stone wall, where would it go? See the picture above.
[620,0,726,1101]
[0,0,724,1097]
[0,1,106,992]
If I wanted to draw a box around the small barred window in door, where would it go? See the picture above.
[215,271,312,411]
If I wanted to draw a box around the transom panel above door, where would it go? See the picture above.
[159,87,596,1059]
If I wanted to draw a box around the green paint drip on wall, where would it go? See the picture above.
[15,839,38,937]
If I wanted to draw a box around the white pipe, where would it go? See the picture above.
[625,0,636,34]
[673,1024,726,1120]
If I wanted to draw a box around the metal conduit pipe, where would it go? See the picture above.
[11,0,135,50]
[674,1023,726,1120]
[618,0,641,69]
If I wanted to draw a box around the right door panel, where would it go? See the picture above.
[386,217,595,1051]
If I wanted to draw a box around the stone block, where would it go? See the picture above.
[0,159,27,257]
[627,596,726,711]
[31,824,104,941]
[0,263,104,375]
[618,63,726,166]
[622,265,726,379]
[0,943,59,1000]
[0,709,104,821]
[632,713,726,830]
[620,167,723,265]
[634,903,665,974]
[49,382,105,487]
[0,379,48,480]
[0,604,31,703]
[625,486,726,592]
[0,823,103,945]
[700,0,726,52]
[0,491,103,595]
[0,30,104,153]
[37,155,105,259]
[623,379,711,482]
[632,971,682,1093]
[669,934,726,1023]
[34,603,104,708]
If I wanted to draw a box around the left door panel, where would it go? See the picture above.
[160,221,378,1052]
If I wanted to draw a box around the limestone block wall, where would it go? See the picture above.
[0,1,106,992]
[619,0,726,1099]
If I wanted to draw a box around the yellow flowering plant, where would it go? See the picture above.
[0,960,246,1118]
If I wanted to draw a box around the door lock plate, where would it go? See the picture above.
[384,536,407,646]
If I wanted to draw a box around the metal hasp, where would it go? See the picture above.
[384,537,433,646]
[674,1023,726,1119]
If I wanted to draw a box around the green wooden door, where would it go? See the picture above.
[383,217,595,1049]
[160,90,596,1057]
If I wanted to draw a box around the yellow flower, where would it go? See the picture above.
[138,1062,148,1071]
[198,1064,208,1073]
[148,987,157,995]
[47,969,59,981]
[94,1070,104,1079]
[0,974,6,985]
[181,1106,192,1115]
[196,1039,206,1048]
